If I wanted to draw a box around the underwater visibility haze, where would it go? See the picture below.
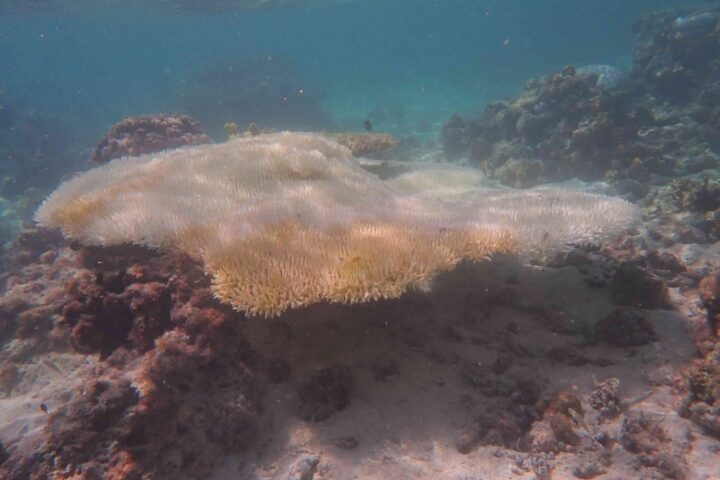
[1,0,720,479]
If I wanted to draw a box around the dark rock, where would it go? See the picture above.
[494,158,544,188]
[296,366,354,422]
[455,430,481,454]
[595,309,658,347]
[611,264,671,309]
[441,114,475,158]
[334,436,359,450]
[613,178,650,200]
[492,355,513,374]
[510,378,542,406]
[468,137,494,164]
[643,250,686,277]
[699,270,720,336]
[265,356,291,384]
[460,361,498,395]
[0,441,7,465]
[516,112,548,142]
[370,358,400,382]
[546,345,591,366]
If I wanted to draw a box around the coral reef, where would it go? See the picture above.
[92,114,212,164]
[640,170,720,246]
[35,132,638,317]
[0,234,260,479]
[2,4,720,479]
[441,7,720,190]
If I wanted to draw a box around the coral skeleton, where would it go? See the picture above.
[36,132,640,317]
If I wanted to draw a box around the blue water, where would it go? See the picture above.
[0,0,693,143]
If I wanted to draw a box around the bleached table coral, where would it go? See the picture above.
[35,132,640,317]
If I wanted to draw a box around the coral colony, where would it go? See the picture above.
[35,132,638,316]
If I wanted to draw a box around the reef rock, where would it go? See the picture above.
[0,239,260,479]
[92,114,212,164]
[441,6,720,190]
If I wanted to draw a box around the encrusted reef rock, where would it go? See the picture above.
[678,270,720,438]
[0,234,260,479]
[441,7,720,190]
[92,114,212,163]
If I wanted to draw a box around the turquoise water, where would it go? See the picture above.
[0,0,692,141]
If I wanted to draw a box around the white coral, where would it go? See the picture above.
[35,132,640,316]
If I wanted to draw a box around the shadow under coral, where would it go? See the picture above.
[224,259,707,480]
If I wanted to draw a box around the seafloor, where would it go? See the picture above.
[1,5,720,480]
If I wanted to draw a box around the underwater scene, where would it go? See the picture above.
[1,0,720,478]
